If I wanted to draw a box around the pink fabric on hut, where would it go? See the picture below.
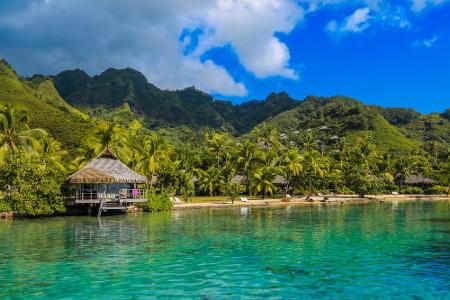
[132,189,140,197]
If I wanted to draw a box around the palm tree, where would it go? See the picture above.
[36,135,68,171]
[137,133,173,189]
[300,131,318,152]
[253,124,281,150]
[198,166,224,196]
[303,150,325,198]
[0,104,45,155]
[252,165,278,199]
[93,122,129,155]
[436,162,450,196]
[282,148,303,194]
[323,158,342,193]
[206,132,231,167]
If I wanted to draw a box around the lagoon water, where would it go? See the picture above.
[0,201,449,299]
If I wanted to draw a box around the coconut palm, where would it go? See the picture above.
[0,104,46,155]
[253,124,281,150]
[300,131,318,152]
[252,165,278,199]
[436,162,450,196]
[198,166,224,196]
[206,132,230,167]
[303,150,325,197]
[282,148,303,194]
[136,133,173,189]
[94,122,127,151]
[36,135,68,171]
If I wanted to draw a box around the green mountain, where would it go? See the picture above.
[52,68,298,134]
[379,107,450,144]
[265,96,420,153]
[0,60,93,149]
[0,59,448,154]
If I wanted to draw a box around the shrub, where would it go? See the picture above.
[0,200,11,212]
[424,185,447,195]
[137,193,173,213]
[400,186,423,195]
[0,151,65,217]
[348,173,384,197]
[224,182,245,203]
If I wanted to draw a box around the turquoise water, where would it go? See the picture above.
[0,201,449,299]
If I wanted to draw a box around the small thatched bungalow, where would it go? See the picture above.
[395,174,436,188]
[67,148,148,204]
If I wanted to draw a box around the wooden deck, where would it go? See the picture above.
[74,198,147,204]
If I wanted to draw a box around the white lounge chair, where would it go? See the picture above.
[286,194,292,198]
[172,196,182,203]
[240,197,249,202]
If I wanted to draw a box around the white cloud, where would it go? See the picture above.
[0,0,449,97]
[192,0,302,79]
[411,0,449,12]
[0,0,305,96]
[327,7,371,33]
[344,7,371,32]
[413,36,439,48]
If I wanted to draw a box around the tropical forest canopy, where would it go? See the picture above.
[0,59,449,216]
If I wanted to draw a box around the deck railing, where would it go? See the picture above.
[75,188,147,201]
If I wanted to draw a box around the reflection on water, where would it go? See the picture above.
[0,201,449,299]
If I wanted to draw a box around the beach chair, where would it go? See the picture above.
[174,196,182,203]
[240,197,249,202]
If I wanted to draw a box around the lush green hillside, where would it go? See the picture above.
[379,107,450,144]
[1,59,448,154]
[213,92,298,133]
[52,68,298,134]
[265,96,418,153]
[0,60,93,149]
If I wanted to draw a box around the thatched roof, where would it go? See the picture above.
[403,175,436,185]
[231,175,248,185]
[273,175,288,185]
[68,148,147,184]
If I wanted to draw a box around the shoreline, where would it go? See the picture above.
[172,194,450,210]
[1,195,448,218]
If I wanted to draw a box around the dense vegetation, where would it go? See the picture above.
[0,59,449,217]
[51,68,298,133]
[0,60,93,150]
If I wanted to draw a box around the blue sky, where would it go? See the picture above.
[0,0,449,113]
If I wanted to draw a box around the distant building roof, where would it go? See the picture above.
[403,175,436,185]
[230,175,248,185]
[67,148,147,184]
[396,174,436,186]
[273,175,288,185]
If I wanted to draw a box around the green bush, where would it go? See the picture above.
[0,200,11,212]
[137,193,173,213]
[424,185,448,195]
[0,152,65,217]
[400,186,423,195]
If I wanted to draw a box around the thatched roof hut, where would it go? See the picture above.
[231,174,248,185]
[273,175,288,186]
[403,175,436,186]
[68,148,147,184]
[395,174,436,187]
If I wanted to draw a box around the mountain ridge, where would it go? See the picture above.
[0,59,448,154]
